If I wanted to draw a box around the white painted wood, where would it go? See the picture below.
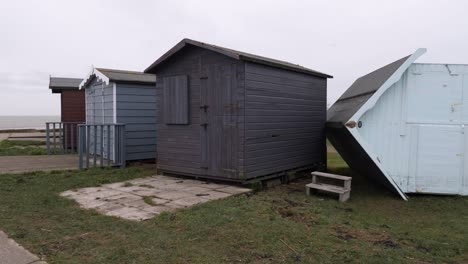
[350,52,468,197]
[79,67,110,89]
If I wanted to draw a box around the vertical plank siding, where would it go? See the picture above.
[162,75,189,124]
[85,78,115,160]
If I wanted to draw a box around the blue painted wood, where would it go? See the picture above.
[84,77,157,162]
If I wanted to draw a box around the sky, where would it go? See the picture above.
[1,0,468,116]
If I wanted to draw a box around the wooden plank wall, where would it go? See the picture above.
[244,62,327,179]
[115,83,157,160]
[154,46,243,177]
[61,90,85,122]
[85,78,115,160]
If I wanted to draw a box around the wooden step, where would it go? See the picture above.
[306,183,349,194]
[311,171,351,181]
[305,183,351,202]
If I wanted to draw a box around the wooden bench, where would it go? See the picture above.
[306,171,352,202]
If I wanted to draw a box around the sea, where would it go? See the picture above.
[0,116,60,130]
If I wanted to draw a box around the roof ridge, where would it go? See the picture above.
[96,68,153,75]
[145,38,332,78]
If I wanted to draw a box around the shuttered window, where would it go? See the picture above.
[163,75,189,124]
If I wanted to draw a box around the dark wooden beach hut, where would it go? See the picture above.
[145,38,332,182]
[49,77,85,148]
[80,68,157,162]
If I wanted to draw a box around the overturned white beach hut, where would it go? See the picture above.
[327,49,468,200]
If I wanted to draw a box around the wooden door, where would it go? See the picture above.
[200,63,238,179]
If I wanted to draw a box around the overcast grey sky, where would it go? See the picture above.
[1,0,467,116]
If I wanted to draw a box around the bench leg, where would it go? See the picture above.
[306,186,310,196]
[339,191,350,202]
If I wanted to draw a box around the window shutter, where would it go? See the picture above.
[163,75,189,124]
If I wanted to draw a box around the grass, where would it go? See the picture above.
[142,196,156,206]
[0,154,467,263]
[0,140,47,156]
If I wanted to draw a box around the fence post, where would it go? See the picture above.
[78,125,83,170]
[46,123,50,155]
[64,123,68,154]
[93,125,97,168]
[100,126,104,167]
[53,123,56,154]
[59,123,63,154]
[86,125,90,169]
[71,123,75,154]
[120,125,126,168]
[107,125,111,166]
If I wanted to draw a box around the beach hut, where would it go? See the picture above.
[79,68,157,163]
[327,49,468,200]
[144,38,332,182]
[48,77,85,150]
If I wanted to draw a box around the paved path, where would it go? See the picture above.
[0,231,46,264]
[0,133,10,141]
[0,155,78,174]
[62,175,252,221]
[6,132,49,142]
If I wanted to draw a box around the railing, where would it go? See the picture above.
[77,123,126,169]
[46,122,84,154]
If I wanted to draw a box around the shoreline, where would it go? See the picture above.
[0,128,45,133]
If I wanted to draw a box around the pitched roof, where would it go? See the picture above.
[80,68,156,89]
[327,55,411,124]
[49,77,82,93]
[326,49,426,201]
[144,38,333,78]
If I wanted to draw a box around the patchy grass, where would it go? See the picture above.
[0,140,47,156]
[139,184,155,189]
[0,154,467,263]
[142,196,156,206]
[121,182,134,187]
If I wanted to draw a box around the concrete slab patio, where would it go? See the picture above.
[61,175,252,221]
[0,155,78,174]
[0,231,46,264]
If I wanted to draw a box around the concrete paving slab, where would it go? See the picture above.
[181,185,213,194]
[216,186,253,195]
[156,191,194,200]
[0,155,79,174]
[197,190,232,200]
[150,197,170,205]
[61,175,251,221]
[141,205,174,214]
[106,207,155,221]
[171,196,209,207]
[0,231,45,264]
